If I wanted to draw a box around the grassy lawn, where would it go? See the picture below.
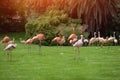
[0,43,120,80]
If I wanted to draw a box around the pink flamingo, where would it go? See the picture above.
[72,35,84,60]
[31,33,45,54]
[32,33,45,42]
[24,38,33,54]
[52,36,65,46]
[68,27,77,44]
[23,33,45,54]
[32,33,45,46]
[52,31,65,46]
[4,43,17,61]
[0,36,10,44]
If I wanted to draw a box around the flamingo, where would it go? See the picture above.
[32,33,45,46]
[89,32,98,46]
[4,43,17,61]
[19,38,26,44]
[97,32,105,46]
[19,38,26,48]
[114,39,118,45]
[52,31,65,46]
[83,39,89,46]
[24,33,45,54]
[31,33,45,54]
[25,38,33,44]
[8,38,15,44]
[113,32,118,45]
[0,35,10,44]
[72,35,84,60]
[107,32,118,46]
[52,36,65,46]
[24,38,33,54]
[32,33,45,42]
[68,27,77,44]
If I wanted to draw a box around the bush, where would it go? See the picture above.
[25,9,85,45]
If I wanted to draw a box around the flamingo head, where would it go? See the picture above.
[80,35,83,38]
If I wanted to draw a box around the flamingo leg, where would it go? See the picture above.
[7,51,9,61]
[28,45,29,54]
[7,50,12,61]
[74,47,80,61]
[30,44,32,54]
[60,44,63,48]
[73,47,77,60]
[100,43,104,48]
[77,47,80,60]
[38,40,42,54]
[57,43,59,48]
[9,50,12,61]
[28,44,31,54]
[73,47,75,60]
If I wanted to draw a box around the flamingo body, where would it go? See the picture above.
[73,39,83,47]
[32,33,45,42]
[52,37,61,42]
[84,39,89,43]
[4,43,17,51]
[68,34,77,41]
[1,36,10,43]
[25,38,33,44]
[37,33,45,40]
[89,37,98,45]
[108,37,114,42]
[19,38,26,44]
[52,36,65,45]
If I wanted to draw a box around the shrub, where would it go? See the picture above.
[25,10,87,45]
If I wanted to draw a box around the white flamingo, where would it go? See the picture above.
[113,32,118,45]
[4,43,17,61]
[97,32,105,46]
[83,39,89,46]
[8,38,15,44]
[107,32,118,46]
[19,38,26,44]
[89,32,98,46]
[72,35,84,60]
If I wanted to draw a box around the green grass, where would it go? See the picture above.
[0,43,120,80]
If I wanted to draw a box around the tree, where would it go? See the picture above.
[0,0,26,33]
[26,0,69,13]
[26,0,53,13]
[68,0,117,34]
[25,9,82,45]
[26,0,117,35]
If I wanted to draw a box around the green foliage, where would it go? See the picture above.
[0,0,27,33]
[107,8,120,39]
[69,0,117,33]
[25,10,82,45]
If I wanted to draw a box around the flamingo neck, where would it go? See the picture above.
[72,27,75,34]
[98,32,100,37]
